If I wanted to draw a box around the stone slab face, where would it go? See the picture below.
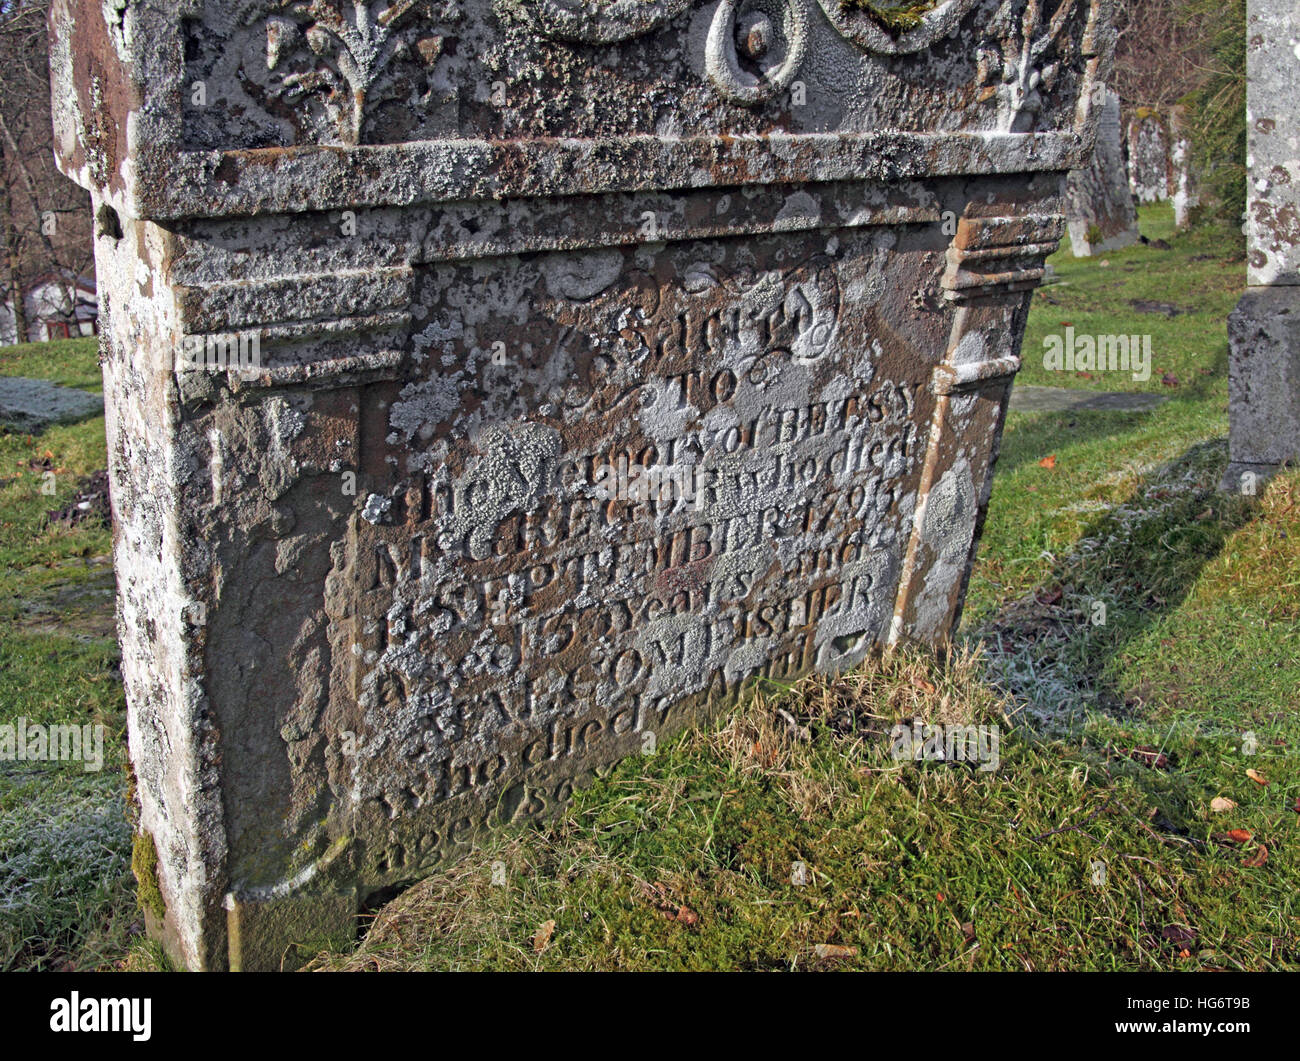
[1228,289,1300,469]
[1066,85,1138,255]
[1225,0,1300,490]
[1127,111,1170,203]
[51,0,1114,970]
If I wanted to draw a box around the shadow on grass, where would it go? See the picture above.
[972,436,1258,724]
[995,342,1229,481]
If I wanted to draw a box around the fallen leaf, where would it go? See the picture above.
[532,919,556,953]
[1161,925,1196,946]
[1161,371,1180,387]
[1210,797,1237,813]
[1246,768,1269,786]
[1215,829,1253,845]
[1038,455,1058,470]
[638,881,701,927]
[814,943,859,960]
[1242,844,1269,868]
[1293,797,1300,815]
[917,678,937,695]
[960,922,977,944]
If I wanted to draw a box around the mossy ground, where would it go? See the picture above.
[3,205,1296,971]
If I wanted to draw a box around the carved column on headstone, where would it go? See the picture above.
[1223,0,1300,492]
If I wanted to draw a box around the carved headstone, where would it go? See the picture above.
[1223,0,1300,492]
[50,0,1114,970]
[1067,85,1138,256]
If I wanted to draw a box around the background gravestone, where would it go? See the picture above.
[1066,85,1138,256]
[1223,0,1300,491]
[1168,105,1199,230]
[50,0,1115,970]
[1127,110,1170,204]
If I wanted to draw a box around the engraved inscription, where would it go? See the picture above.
[326,229,940,868]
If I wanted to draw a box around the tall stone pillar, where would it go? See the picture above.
[1169,105,1199,230]
[50,0,1115,970]
[1224,0,1300,492]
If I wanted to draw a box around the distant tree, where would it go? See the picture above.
[1111,0,1205,113]
[0,0,93,343]
[1180,0,1247,229]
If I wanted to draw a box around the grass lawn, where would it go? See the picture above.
[1,205,1296,971]
[0,337,138,971]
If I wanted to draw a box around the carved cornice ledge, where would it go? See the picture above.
[126,129,1084,221]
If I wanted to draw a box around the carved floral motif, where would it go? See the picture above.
[815,0,984,54]
[521,0,1099,121]
[974,0,1087,132]
[521,0,984,54]
[244,0,1101,138]
[260,0,461,145]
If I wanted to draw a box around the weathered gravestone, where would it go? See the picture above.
[1168,105,1198,231]
[1127,110,1170,204]
[50,0,1114,969]
[1067,84,1137,255]
[1223,0,1300,492]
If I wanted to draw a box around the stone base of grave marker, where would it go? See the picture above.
[1223,289,1300,494]
[1221,0,1300,494]
[50,0,1115,969]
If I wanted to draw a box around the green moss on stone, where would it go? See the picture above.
[840,0,939,33]
[131,831,166,922]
